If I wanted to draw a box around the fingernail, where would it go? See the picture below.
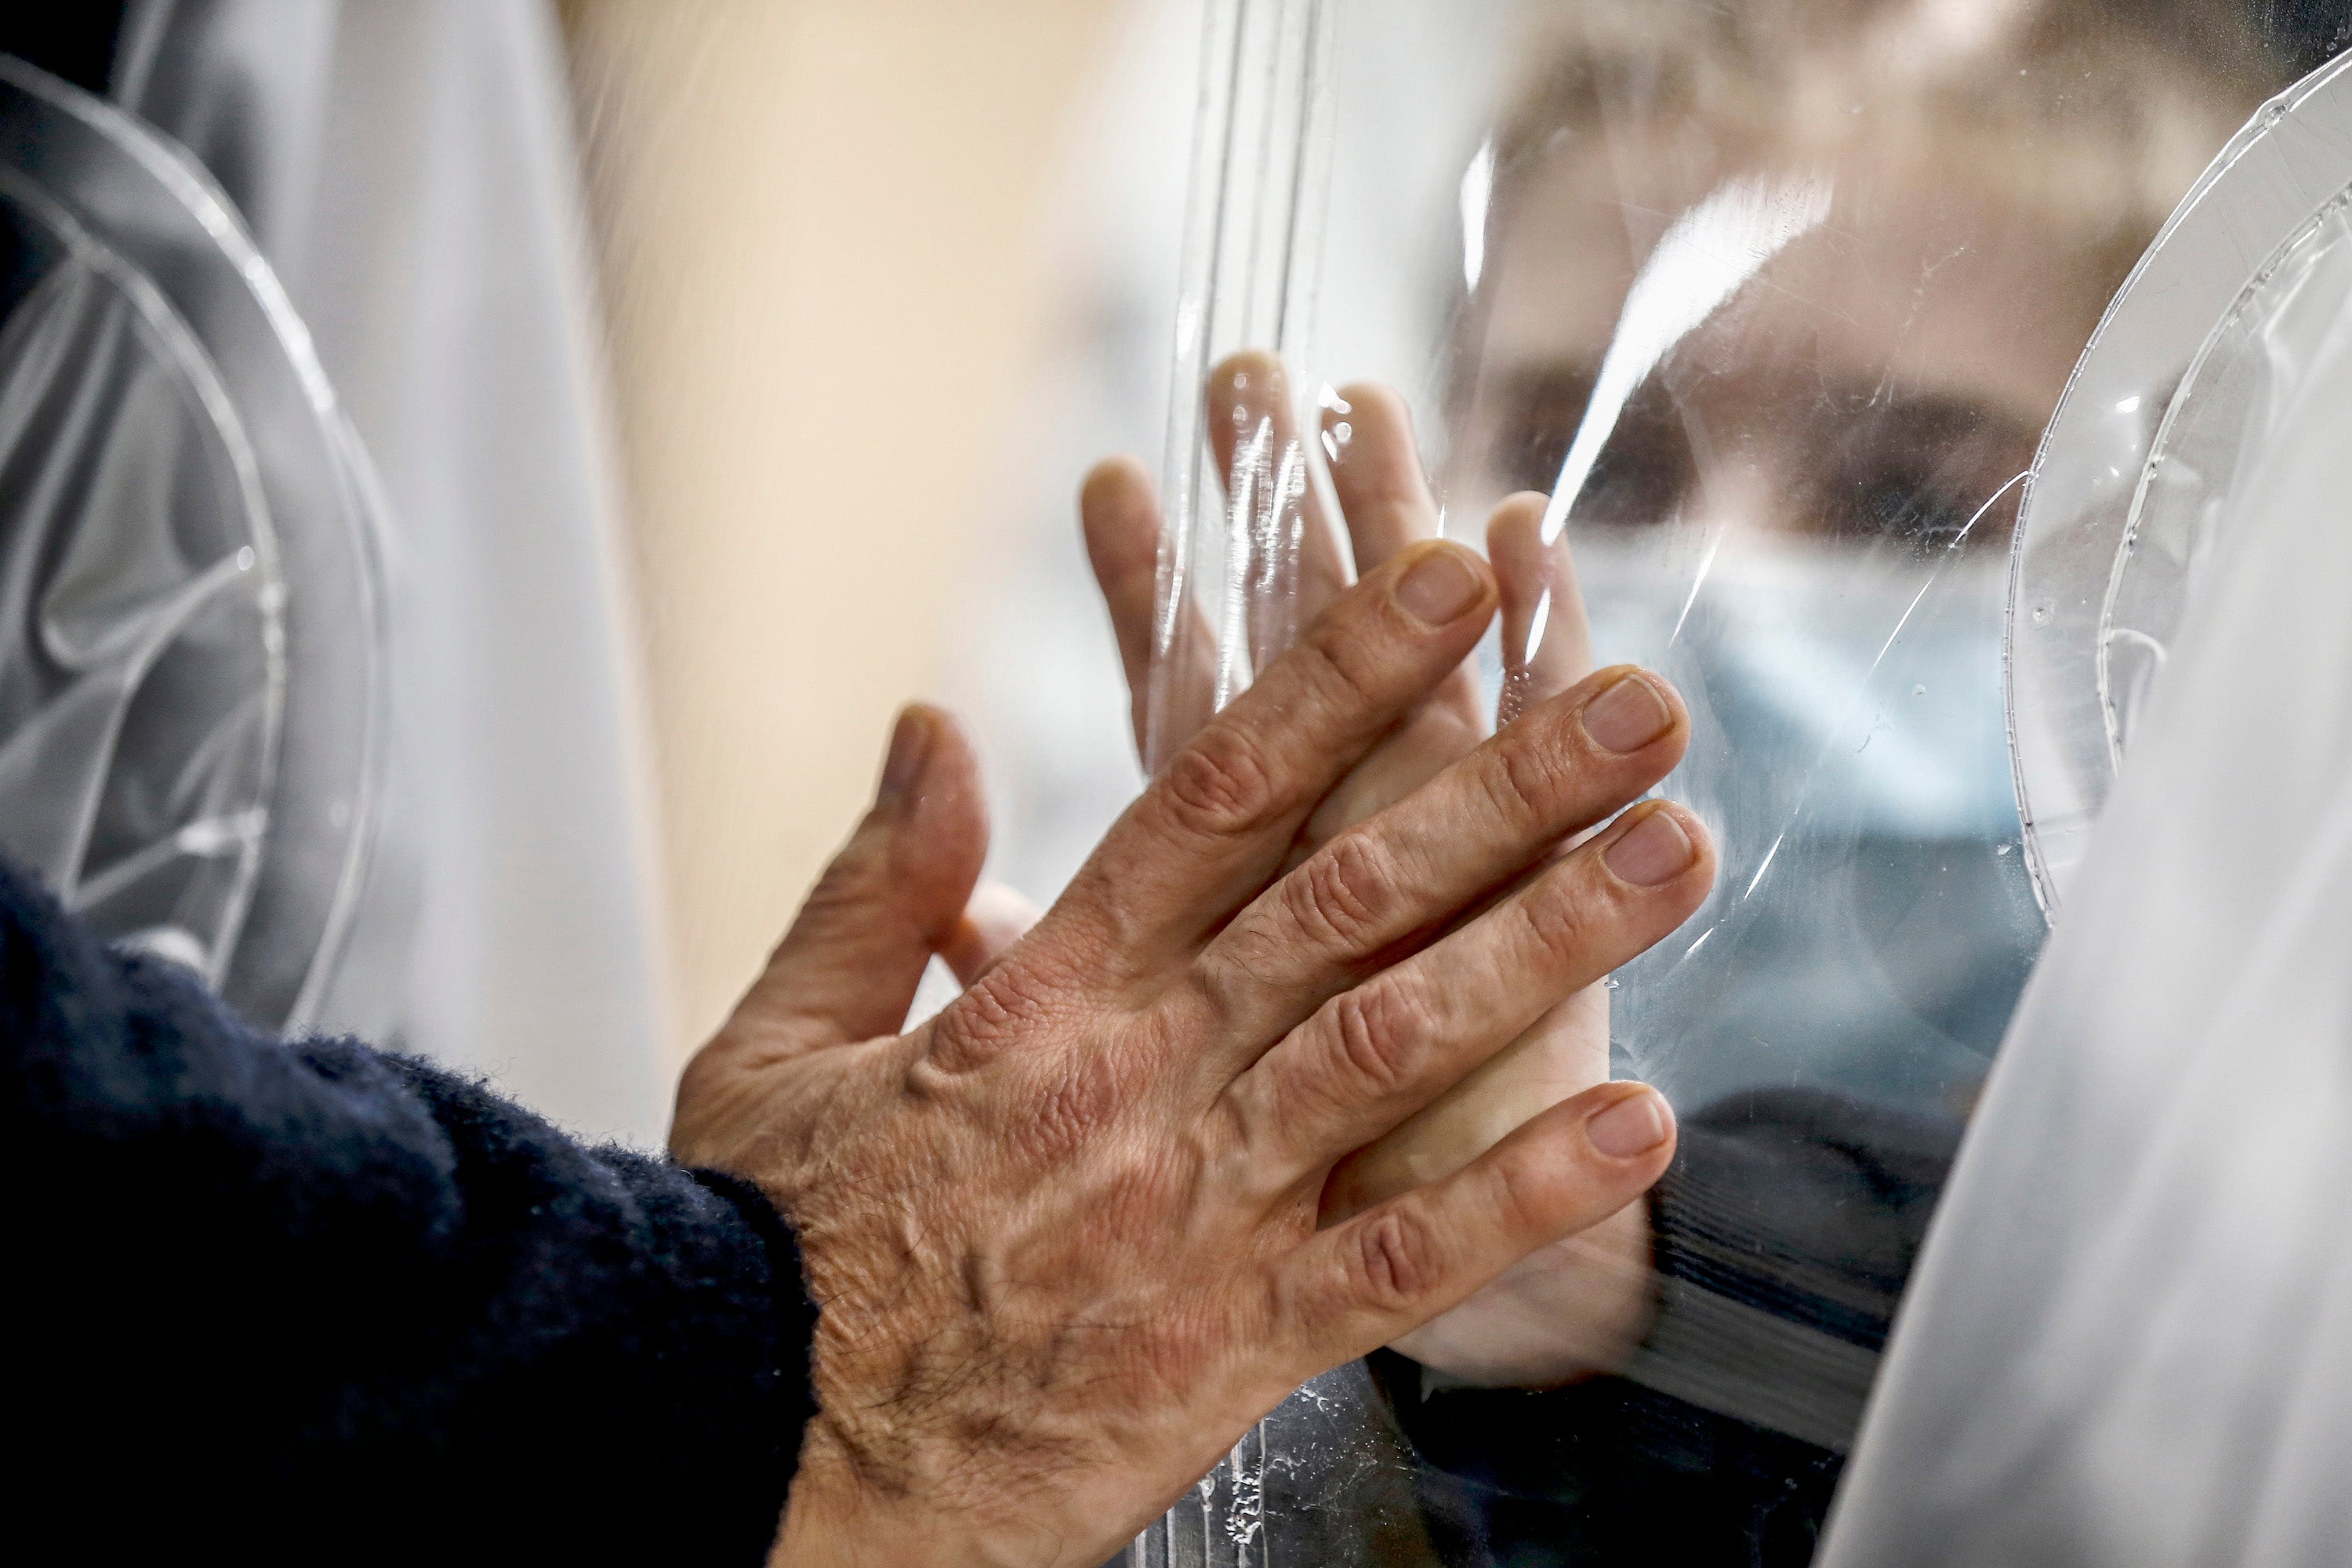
[1604,808,1695,887]
[1582,673,1671,754]
[1587,1088,1672,1159]
[1393,545,1485,626]
[879,708,935,808]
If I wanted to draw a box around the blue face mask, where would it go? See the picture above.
[1573,535,2042,1115]
[1599,539,2023,843]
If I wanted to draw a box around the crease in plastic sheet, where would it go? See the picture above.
[1135,2,1343,1559]
[2006,48,2352,914]
[1148,0,1337,776]
[1823,163,2352,1568]
[0,60,401,1034]
[0,162,281,984]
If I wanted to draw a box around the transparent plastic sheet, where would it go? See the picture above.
[1130,3,2315,1563]
[0,60,403,1034]
[1822,66,2352,1565]
[2007,49,2352,912]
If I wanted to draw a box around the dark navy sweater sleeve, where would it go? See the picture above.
[0,861,818,1565]
[1376,1089,1959,1566]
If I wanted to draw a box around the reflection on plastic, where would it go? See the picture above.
[1533,172,1832,550]
[2116,183,2352,753]
[2009,49,2352,913]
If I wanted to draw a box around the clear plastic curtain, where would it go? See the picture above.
[1127,2,2326,1563]
[0,187,281,985]
[0,60,397,1037]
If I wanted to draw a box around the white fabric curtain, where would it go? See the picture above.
[113,0,671,1142]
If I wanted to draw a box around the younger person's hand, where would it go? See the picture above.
[1079,355,1671,1384]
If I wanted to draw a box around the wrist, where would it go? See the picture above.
[774,1448,954,1568]
[773,1427,1117,1568]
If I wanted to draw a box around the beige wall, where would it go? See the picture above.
[561,2,1123,1060]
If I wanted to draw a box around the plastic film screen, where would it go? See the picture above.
[1129,3,2330,1564]
[0,60,406,1036]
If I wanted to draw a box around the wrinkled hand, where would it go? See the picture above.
[1080,354,1670,1384]
[673,540,1710,1566]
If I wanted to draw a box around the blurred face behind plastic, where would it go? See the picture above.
[1434,6,2235,1116]
[1454,140,2111,559]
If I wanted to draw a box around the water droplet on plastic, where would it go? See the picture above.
[2031,603,2053,625]
[235,546,255,572]
[1911,684,1927,698]
[1997,843,2015,857]
[1332,420,1352,445]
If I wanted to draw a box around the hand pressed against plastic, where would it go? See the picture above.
[673,538,1710,1567]
[1083,358,1668,1381]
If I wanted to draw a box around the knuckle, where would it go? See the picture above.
[1283,834,1396,951]
[1188,939,1270,1038]
[932,957,1065,1069]
[1199,920,1282,1000]
[1354,1208,1445,1310]
[1018,1045,1130,1162]
[1324,979,1428,1101]
[1518,875,1602,972]
[1161,724,1283,839]
[1478,734,1568,826]
[786,843,889,936]
[1294,619,1388,712]
[1484,1145,1563,1240]
[1203,1080,1277,1191]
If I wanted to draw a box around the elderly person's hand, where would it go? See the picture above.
[1080,354,1666,1386]
[673,526,1711,1566]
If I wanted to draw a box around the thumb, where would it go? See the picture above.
[730,704,989,1052]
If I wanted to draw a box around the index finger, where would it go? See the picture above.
[1053,539,1499,964]
[1208,352,1353,661]
[1490,492,1595,728]
[1081,456,1213,756]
